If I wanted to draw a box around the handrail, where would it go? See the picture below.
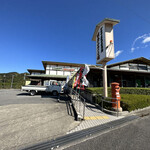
[96,94,119,117]
[69,88,86,120]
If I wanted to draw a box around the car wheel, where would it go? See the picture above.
[52,91,58,96]
[30,90,36,96]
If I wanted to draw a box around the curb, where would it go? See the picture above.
[95,103,150,117]
[129,105,150,116]
[94,103,129,116]
[102,108,129,116]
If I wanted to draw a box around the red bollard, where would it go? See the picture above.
[111,82,122,112]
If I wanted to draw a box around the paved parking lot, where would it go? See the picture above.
[0,90,79,150]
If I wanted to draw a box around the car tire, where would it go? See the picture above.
[52,91,58,96]
[30,90,36,96]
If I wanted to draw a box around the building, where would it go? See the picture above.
[87,57,150,88]
[27,57,150,88]
[27,61,84,85]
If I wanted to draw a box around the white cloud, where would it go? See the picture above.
[131,33,150,52]
[142,37,150,44]
[142,44,148,48]
[131,47,135,52]
[115,50,123,57]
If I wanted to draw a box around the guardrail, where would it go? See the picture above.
[97,94,119,117]
[70,88,86,120]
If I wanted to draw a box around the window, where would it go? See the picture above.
[46,65,51,69]
[51,65,57,69]
[147,65,150,72]
[120,64,129,70]
[57,71,63,75]
[50,70,56,75]
[64,71,71,76]
[44,80,50,86]
[49,65,52,69]
[46,69,50,75]
[129,64,138,70]
[138,64,147,71]
[74,67,78,71]
[110,66,119,69]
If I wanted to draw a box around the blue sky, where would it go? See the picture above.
[0,0,150,73]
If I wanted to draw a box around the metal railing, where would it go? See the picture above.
[70,88,86,120]
[97,94,119,117]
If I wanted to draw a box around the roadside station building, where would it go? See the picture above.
[87,57,150,88]
[27,61,84,85]
[27,57,150,88]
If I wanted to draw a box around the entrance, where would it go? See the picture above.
[136,76,145,87]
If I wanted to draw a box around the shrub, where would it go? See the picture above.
[120,87,150,95]
[86,87,110,94]
[86,87,150,95]
[121,94,150,111]
[86,87,150,112]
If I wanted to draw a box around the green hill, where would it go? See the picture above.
[0,72,29,89]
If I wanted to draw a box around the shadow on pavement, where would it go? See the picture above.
[17,92,30,96]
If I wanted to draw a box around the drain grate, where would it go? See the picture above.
[23,115,139,150]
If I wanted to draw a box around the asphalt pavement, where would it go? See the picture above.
[0,89,79,150]
[1,89,150,150]
[64,114,150,150]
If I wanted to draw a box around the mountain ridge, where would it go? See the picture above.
[0,72,29,89]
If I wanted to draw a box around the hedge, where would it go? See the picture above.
[86,87,150,95]
[85,87,150,112]
[121,94,150,112]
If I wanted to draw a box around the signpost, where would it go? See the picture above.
[92,18,120,97]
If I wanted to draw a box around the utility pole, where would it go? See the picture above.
[24,73,26,85]
[0,79,2,88]
[24,73,26,80]
[11,75,14,88]
[3,75,6,89]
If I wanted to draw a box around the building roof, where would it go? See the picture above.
[92,18,120,41]
[27,69,45,74]
[107,68,150,74]
[107,57,150,68]
[27,74,67,79]
[42,61,85,69]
